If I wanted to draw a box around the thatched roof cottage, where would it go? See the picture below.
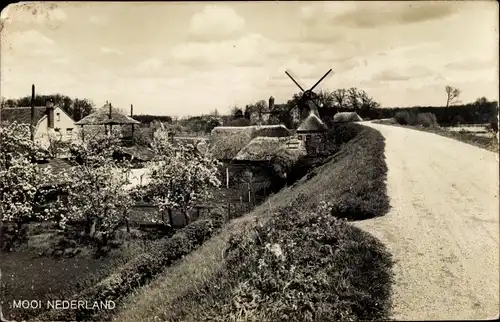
[296,110,328,133]
[209,125,290,161]
[75,103,140,126]
[75,103,140,142]
[333,111,363,123]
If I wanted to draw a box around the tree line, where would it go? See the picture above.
[1,94,95,122]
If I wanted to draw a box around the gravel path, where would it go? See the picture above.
[354,122,499,320]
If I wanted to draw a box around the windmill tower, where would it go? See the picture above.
[283,69,333,157]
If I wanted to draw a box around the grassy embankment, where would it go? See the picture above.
[113,123,394,322]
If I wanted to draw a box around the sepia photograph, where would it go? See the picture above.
[0,1,498,321]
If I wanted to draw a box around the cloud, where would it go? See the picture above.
[188,5,246,41]
[445,58,497,71]
[169,33,282,68]
[1,3,67,26]
[135,58,164,73]
[1,29,57,57]
[101,47,123,55]
[89,15,107,26]
[332,2,461,28]
[372,66,435,82]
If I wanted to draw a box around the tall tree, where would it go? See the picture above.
[347,87,362,112]
[445,85,461,107]
[331,89,347,109]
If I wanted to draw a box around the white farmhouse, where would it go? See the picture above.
[0,103,79,149]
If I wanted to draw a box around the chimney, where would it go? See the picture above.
[269,96,275,110]
[30,84,35,140]
[130,104,133,117]
[46,100,55,129]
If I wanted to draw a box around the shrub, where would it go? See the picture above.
[394,110,416,125]
[168,202,394,322]
[415,112,438,127]
[394,111,438,127]
[37,211,226,321]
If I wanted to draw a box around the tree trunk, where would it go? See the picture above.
[0,220,3,250]
[167,208,173,227]
[89,219,96,238]
[125,216,130,233]
[184,209,190,226]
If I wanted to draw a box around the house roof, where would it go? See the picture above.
[209,125,291,160]
[75,103,141,125]
[333,112,363,123]
[36,158,78,187]
[117,146,155,162]
[37,158,76,175]
[234,137,290,162]
[296,111,328,133]
[0,106,48,125]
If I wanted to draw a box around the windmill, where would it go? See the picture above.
[283,68,333,120]
[261,69,334,125]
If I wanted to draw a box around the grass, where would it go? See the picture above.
[112,123,394,322]
[0,225,154,321]
[373,119,499,153]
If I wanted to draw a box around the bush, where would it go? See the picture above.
[394,110,416,125]
[167,202,394,321]
[37,211,226,321]
[415,112,438,127]
[394,111,438,127]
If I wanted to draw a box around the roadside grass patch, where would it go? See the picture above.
[113,123,394,322]
[161,200,393,322]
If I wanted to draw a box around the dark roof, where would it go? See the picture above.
[75,103,141,125]
[297,111,328,133]
[234,137,289,162]
[209,125,291,160]
[118,146,155,162]
[37,158,76,175]
[0,106,47,125]
[333,112,363,123]
[37,158,77,187]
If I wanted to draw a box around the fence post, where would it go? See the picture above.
[248,183,251,203]
[226,167,229,189]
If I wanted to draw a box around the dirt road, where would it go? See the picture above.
[354,123,499,320]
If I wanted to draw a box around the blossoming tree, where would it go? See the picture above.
[0,122,54,248]
[140,126,221,227]
[59,134,134,243]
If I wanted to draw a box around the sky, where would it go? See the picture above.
[0,1,498,117]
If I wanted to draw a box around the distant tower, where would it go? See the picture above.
[269,96,275,110]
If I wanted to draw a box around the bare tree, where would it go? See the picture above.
[347,87,362,112]
[445,85,461,107]
[359,89,380,115]
[331,89,347,109]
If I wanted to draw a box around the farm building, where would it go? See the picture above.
[296,109,329,157]
[1,103,79,151]
[333,111,363,123]
[209,124,291,162]
[113,145,155,168]
[75,103,140,143]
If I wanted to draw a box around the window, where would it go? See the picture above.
[56,113,60,121]
[66,128,73,133]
